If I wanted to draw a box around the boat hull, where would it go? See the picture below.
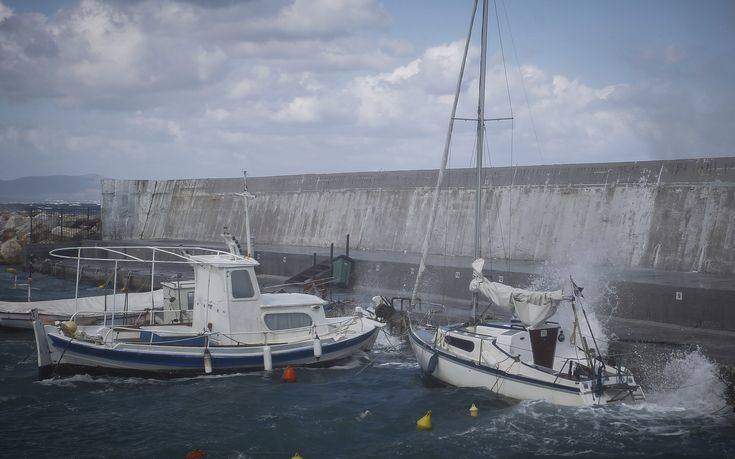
[409,326,642,407]
[36,324,380,378]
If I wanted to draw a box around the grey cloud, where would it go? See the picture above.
[0,0,732,181]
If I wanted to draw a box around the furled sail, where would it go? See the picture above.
[469,258,565,328]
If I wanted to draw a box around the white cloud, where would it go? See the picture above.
[0,2,12,23]
[0,0,731,180]
[273,96,319,123]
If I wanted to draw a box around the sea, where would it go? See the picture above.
[0,266,733,458]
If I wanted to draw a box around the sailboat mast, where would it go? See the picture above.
[473,0,489,321]
[410,0,479,306]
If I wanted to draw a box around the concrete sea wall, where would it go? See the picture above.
[102,157,735,275]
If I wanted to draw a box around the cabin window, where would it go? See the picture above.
[231,270,255,299]
[186,291,194,310]
[264,313,313,331]
[445,335,474,352]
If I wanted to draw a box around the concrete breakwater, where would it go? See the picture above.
[103,157,735,275]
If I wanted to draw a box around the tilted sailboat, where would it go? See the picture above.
[407,0,644,406]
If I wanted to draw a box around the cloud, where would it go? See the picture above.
[0,0,732,180]
[0,2,12,23]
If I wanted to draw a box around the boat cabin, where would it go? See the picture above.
[188,253,328,345]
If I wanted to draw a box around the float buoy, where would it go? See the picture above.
[263,345,273,372]
[60,320,77,337]
[416,410,432,431]
[282,366,297,383]
[291,453,303,459]
[313,337,322,359]
[469,403,478,417]
[427,352,438,374]
[203,349,213,374]
[185,449,206,459]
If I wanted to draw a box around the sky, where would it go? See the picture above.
[0,0,733,180]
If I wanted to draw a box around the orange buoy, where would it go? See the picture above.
[185,449,206,459]
[282,366,297,383]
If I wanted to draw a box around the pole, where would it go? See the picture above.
[74,248,81,313]
[111,260,118,329]
[411,0,479,306]
[242,171,254,258]
[150,249,156,325]
[472,0,489,322]
[346,234,350,257]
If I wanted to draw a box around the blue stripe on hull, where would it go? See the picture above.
[49,327,378,372]
[409,326,579,394]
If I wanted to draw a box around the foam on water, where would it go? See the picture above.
[642,347,729,413]
[35,370,261,388]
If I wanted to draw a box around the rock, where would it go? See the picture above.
[0,238,23,264]
[51,226,82,239]
[4,214,29,232]
[1,228,14,242]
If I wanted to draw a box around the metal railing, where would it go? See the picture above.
[29,206,101,243]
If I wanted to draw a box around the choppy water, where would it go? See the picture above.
[1,269,734,457]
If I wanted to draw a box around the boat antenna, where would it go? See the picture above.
[237,170,255,258]
[410,0,479,307]
[472,0,489,322]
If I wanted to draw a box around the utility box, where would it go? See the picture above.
[331,256,353,288]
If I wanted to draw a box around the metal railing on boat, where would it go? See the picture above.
[49,245,251,328]
[67,311,360,347]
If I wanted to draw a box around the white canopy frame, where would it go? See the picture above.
[48,245,250,325]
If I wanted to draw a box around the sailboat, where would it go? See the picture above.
[407,0,644,406]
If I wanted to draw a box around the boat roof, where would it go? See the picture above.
[188,253,259,268]
[260,293,327,307]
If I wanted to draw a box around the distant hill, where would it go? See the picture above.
[0,174,102,203]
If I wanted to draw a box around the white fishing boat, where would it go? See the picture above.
[32,175,383,379]
[406,0,644,406]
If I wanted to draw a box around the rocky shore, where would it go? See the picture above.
[0,208,100,265]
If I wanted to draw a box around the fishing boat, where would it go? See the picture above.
[406,0,644,406]
[32,175,383,379]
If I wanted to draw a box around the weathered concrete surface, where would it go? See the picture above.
[102,158,735,275]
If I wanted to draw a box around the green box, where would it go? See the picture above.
[332,257,353,288]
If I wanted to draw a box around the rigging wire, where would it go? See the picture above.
[500,0,545,163]
[495,0,516,274]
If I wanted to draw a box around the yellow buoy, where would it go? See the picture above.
[291,453,303,459]
[469,403,478,417]
[416,410,432,431]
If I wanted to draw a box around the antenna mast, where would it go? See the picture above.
[239,170,255,258]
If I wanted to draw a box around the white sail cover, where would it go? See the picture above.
[469,258,564,328]
[0,290,164,316]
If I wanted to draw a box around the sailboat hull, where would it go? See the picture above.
[409,326,643,407]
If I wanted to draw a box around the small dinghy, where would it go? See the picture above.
[32,242,382,378]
